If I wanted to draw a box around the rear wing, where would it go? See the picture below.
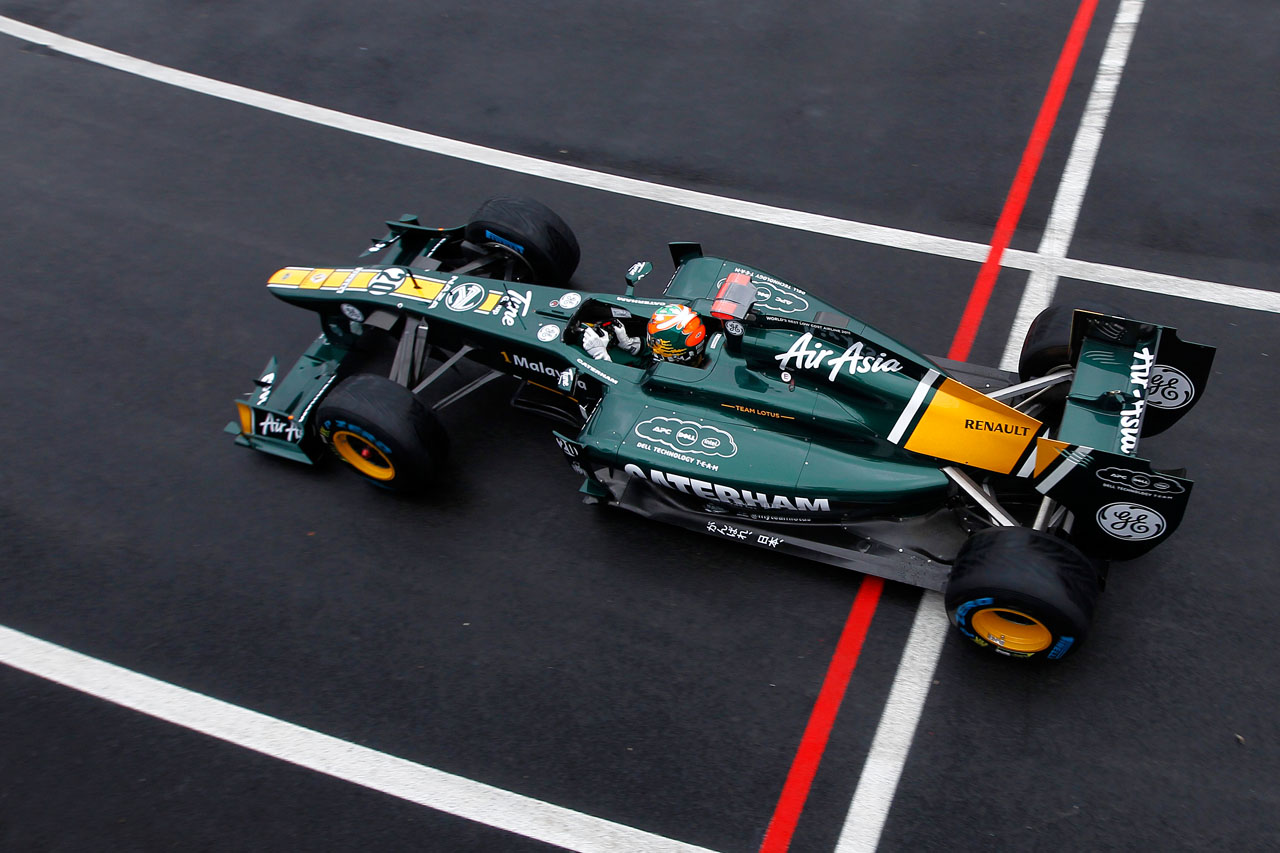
[1060,311,1216,452]
[1035,312,1215,559]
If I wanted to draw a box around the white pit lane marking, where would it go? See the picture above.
[1001,0,1149,371]
[839,4,1150,851]
[0,10,1270,851]
[1,15,1278,318]
[0,625,718,853]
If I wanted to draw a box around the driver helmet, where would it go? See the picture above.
[646,303,707,365]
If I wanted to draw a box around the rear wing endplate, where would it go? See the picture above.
[1038,312,1214,559]
[1060,311,1215,454]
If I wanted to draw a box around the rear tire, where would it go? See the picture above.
[464,197,580,285]
[316,374,448,492]
[1019,301,1128,381]
[944,527,1104,661]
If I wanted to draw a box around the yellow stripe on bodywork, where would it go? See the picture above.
[401,276,445,300]
[300,268,336,289]
[269,267,313,286]
[336,270,376,290]
[1034,438,1071,478]
[478,291,503,312]
[903,378,1041,474]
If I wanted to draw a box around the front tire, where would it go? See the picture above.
[944,527,1104,661]
[464,197,580,285]
[316,374,448,492]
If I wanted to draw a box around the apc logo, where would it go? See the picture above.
[1097,467,1185,497]
[753,284,810,315]
[635,417,739,458]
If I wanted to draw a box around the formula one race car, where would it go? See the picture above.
[228,197,1215,661]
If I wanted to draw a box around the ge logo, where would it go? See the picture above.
[1096,502,1167,541]
[1148,366,1195,409]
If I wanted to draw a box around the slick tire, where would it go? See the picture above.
[1018,301,1128,381]
[465,196,581,285]
[944,527,1104,661]
[316,373,449,492]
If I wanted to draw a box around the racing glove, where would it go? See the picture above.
[612,323,642,355]
[582,325,613,361]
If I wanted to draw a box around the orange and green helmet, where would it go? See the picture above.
[646,303,707,365]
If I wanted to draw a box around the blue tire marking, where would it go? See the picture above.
[326,419,392,455]
[485,229,525,254]
[952,597,993,639]
[1048,636,1075,660]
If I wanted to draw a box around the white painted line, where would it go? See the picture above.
[0,624,719,853]
[1,11,1274,850]
[834,594,950,853]
[1000,0,1147,370]
[2,15,1278,318]
[0,15,982,264]
[886,370,939,444]
[837,5,1149,851]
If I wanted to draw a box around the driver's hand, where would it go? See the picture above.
[582,325,612,361]
[612,323,642,355]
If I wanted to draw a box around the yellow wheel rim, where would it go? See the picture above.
[970,607,1053,653]
[332,430,395,481]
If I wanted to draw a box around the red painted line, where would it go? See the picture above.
[947,0,1101,361]
[761,5,1102,850]
[759,576,883,853]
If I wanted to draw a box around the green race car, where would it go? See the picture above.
[229,197,1215,661]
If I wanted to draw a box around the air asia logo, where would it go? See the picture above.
[1119,346,1156,455]
[1096,467,1185,497]
[1148,365,1195,409]
[774,332,903,382]
[445,282,488,312]
[1096,502,1167,541]
[255,371,275,405]
[635,417,738,458]
[258,412,303,442]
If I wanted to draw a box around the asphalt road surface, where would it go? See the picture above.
[1,2,1277,851]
